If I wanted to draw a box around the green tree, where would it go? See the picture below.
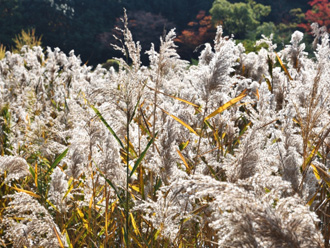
[0,0,24,46]
[210,0,271,39]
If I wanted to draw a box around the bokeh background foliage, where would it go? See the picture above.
[0,0,320,65]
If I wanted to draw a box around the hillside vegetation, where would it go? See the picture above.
[0,0,312,65]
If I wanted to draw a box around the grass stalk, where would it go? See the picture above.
[126,106,130,247]
[194,98,209,171]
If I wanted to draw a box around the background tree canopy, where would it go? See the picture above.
[0,0,314,66]
[210,0,271,39]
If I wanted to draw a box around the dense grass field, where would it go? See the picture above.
[1,16,330,247]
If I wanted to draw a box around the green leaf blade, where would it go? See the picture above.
[45,148,68,177]
[91,105,124,149]
[129,132,158,178]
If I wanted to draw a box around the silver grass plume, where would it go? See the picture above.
[0,155,29,182]
[48,167,69,212]
[223,128,261,182]
[112,8,142,70]
[2,192,67,248]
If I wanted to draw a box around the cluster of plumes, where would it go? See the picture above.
[1,16,330,246]
[0,156,29,183]
[1,192,67,248]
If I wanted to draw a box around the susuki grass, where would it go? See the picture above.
[1,14,330,247]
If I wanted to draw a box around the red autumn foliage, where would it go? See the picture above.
[175,11,216,59]
[298,0,330,32]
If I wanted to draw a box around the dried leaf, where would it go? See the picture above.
[160,107,198,135]
[275,52,293,81]
[205,89,247,121]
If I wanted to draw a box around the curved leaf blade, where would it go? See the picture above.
[275,52,293,81]
[91,105,124,149]
[45,148,68,177]
[205,89,247,121]
[129,132,157,178]
[160,107,198,136]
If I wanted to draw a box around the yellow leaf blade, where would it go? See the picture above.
[264,77,272,92]
[179,140,190,151]
[307,188,319,206]
[303,146,317,171]
[131,237,143,248]
[255,88,260,100]
[147,85,199,108]
[11,187,40,198]
[160,107,198,135]
[46,199,60,212]
[62,177,74,201]
[311,164,330,186]
[130,213,141,236]
[177,149,191,173]
[53,226,65,248]
[275,52,293,81]
[89,194,93,210]
[131,185,141,194]
[205,89,248,121]
[76,208,89,230]
[153,227,162,241]
[34,162,38,188]
[311,164,321,181]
